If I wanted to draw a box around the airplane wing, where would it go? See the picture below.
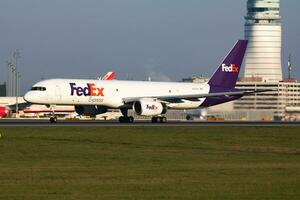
[0,97,31,111]
[7,102,31,111]
[122,89,274,104]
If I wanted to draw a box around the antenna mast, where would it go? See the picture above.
[288,54,292,80]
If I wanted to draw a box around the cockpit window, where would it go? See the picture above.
[31,87,46,91]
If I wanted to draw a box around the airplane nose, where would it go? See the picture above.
[23,92,33,103]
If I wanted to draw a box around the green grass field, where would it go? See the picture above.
[0,126,299,200]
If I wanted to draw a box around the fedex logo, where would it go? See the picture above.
[146,104,158,110]
[221,64,239,73]
[70,83,104,96]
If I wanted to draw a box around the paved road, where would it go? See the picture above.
[0,119,300,127]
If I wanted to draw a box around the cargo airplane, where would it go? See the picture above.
[24,40,267,123]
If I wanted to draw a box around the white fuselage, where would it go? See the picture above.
[24,79,210,109]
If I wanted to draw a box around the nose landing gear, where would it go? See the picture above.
[49,105,57,123]
[50,116,58,123]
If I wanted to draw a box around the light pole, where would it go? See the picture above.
[18,73,21,97]
[13,50,21,116]
[13,49,20,96]
[7,62,15,96]
[10,64,16,97]
[15,71,21,115]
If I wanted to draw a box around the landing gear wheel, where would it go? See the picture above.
[157,117,162,123]
[119,116,134,123]
[119,116,124,123]
[151,117,167,123]
[161,117,167,123]
[151,117,158,123]
[50,116,57,123]
[129,116,134,123]
[186,115,193,121]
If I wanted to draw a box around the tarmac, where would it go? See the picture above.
[0,119,300,127]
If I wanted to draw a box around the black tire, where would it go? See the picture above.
[161,117,167,123]
[157,117,163,123]
[119,116,134,123]
[151,117,157,123]
[50,117,57,123]
[129,116,134,123]
[119,116,124,123]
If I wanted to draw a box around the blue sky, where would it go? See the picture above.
[0,0,299,94]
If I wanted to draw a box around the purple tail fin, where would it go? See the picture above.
[208,40,248,89]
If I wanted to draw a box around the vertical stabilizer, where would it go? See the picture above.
[208,40,248,89]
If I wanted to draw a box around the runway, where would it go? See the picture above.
[1,119,300,127]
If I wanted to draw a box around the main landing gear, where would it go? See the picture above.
[119,108,134,123]
[118,108,167,123]
[151,116,167,123]
[119,116,134,123]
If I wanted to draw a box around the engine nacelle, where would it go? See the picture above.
[133,99,166,116]
[75,105,107,117]
[0,106,8,118]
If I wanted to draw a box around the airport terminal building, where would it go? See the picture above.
[235,80,300,121]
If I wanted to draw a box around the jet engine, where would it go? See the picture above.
[0,106,8,118]
[133,99,167,116]
[75,105,107,117]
